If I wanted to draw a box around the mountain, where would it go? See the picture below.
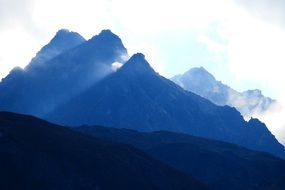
[48,53,285,158]
[0,29,128,116]
[0,111,206,190]
[1,29,86,84]
[27,29,86,68]
[171,67,275,119]
[75,125,285,190]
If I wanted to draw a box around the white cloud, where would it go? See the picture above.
[0,26,40,79]
[198,34,227,53]
[214,0,285,144]
[0,0,34,29]
[252,101,285,145]
[111,62,123,71]
[233,0,285,27]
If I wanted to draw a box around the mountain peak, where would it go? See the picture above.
[24,29,85,71]
[91,29,120,41]
[55,28,72,35]
[186,67,215,80]
[87,29,128,62]
[243,89,262,97]
[51,29,85,44]
[129,53,146,61]
[197,66,207,72]
[119,53,155,75]
[99,29,114,35]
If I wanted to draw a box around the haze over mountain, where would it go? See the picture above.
[76,125,285,190]
[0,29,284,158]
[171,67,275,120]
[27,29,86,67]
[0,111,206,190]
[47,52,285,158]
[0,29,128,116]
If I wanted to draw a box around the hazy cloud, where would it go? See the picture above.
[253,101,285,145]
[233,0,285,27]
[0,0,35,30]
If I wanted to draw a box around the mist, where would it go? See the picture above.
[251,101,285,145]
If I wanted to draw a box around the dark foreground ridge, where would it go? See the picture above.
[0,111,207,190]
[76,125,285,190]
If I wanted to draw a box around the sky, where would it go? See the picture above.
[1,0,285,142]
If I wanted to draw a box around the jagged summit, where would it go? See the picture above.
[90,29,121,41]
[185,67,216,81]
[85,29,128,63]
[132,52,145,59]
[126,53,147,64]
[55,28,72,35]
[191,66,207,73]
[171,66,276,129]
[0,29,128,117]
[26,29,86,69]
[243,89,263,97]
[48,29,86,48]
[99,29,115,35]
[119,53,155,75]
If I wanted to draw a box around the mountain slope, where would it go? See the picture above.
[0,29,128,116]
[171,67,275,119]
[27,29,86,68]
[76,125,285,190]
[48,53,285,158]
[0,112,206,190]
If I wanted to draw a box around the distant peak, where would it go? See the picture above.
[56,29,72,35]
[198,66,207,71]
[189,67,210,74]
[119,53,155,75]
[25,29,85,69]
[88,29,124,46]
[129,53,146,61]
[99,29,113,35]
[186,67,215,80]
[243,89,262,96]
[45,29,86,50]
[52,29,85,41]
[95,29,119,39]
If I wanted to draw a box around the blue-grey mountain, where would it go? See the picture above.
[48,53,285,158]
[28,29,86,67]
[171,67,275,119]
[0,29,128,116]
[0,29,283,158]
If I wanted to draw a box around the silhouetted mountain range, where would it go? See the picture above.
[0,111,206,190]
[171,67,275,119]
[0,29,284,159]
[0,29,128,116]
[48,53,285,158]
[76,125,285,190]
